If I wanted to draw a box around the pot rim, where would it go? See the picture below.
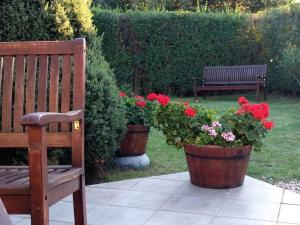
[184,143,252,149]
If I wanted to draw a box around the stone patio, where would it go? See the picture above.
[10,172,300,225]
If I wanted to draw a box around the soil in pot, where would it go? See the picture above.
[117,125,149,156]
[184,144,252,189]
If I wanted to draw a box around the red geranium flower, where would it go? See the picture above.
[263,120,274,130]
[135,95,144,100]
[238,96,249,105]
[147,93,158,101]
[136,100,146,108]
[184,107,197,117]
[157,94,170,107]
[259,103,270,118]
[183,102,189,106]
[119,91,126,97]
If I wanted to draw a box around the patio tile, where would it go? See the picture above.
[278,204,300,224]
[10,215,27,223]
[211,217,276,225]
[110,190,171,209]
[143,210,213,225]
[129,178,185,194]
[15,218,72,225]
[217,199,280,221]
[149,172,190,181]
[175,182,230,198]
[161,194,224,215]
[243,176,275,188]
[282,190,300,205]
[227,186,283,203]
[89,178,143,190]
[85,187,124,205]
[86,205,155,225]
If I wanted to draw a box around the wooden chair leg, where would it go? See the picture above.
[31,203,49,225]
[73,176,87,225]
[256,86,260,102]
[263,87,267,101]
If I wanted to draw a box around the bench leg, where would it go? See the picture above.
[73,176,87,225]
[263,87,267,101]
[256,85,260,102]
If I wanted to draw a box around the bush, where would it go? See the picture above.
[93,9,259,95]
[256,4,300,94]
[85,36,126,183]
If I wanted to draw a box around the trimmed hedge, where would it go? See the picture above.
[94,6,300,95]
[93,9,259,95]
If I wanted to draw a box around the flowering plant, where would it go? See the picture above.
[119,92,170,127]
[153,96,274,150]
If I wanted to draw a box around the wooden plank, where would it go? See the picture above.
[0,132,72,148]
[49,55,60,132]
[61,55,71,131]
[0,57,3,94]
[25,55,37,114]
[2,56,14,132]
[0,41,74,55]
[14,55,25,132]
[37,55,48,112]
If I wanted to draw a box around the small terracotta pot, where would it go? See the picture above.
[184,144,252,189]
[118,125,149,156]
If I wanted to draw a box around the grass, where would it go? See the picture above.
[106,94,300,184]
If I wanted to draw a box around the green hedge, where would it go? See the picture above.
[94,6,300,95]
[257,5,300,94]
[0,0,126,183]
[93,9,259,95]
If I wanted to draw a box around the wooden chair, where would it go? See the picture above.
[0,38,87,225]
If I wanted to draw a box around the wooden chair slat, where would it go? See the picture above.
[37,55,49,112]
[0,57,3,95]
[14,55,25,132]
[25,55,37,114]
[2,56,14,132]
[49,55,60,132]
[61,55,71,132]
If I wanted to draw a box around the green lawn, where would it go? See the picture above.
[106,94,300,184]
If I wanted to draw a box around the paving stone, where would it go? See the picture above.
[149,172,190,181]
[161,194,224,215]
[278,204,300,224]
[144,210,213,225]
[15,219,72,225]
[211,217,276,225]
[86,205,155,225]
[282,190,300,205]
[85,187,124,205]
[218,200,280,221]
[228,186,283,203]
[110,190,171,209]
[114,154,150,169]
[175,182,230,198]
[89,178,143,190]
[243,176,275,188]
[129,178,185,194]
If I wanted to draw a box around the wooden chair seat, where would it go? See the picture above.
[0,166,82,196]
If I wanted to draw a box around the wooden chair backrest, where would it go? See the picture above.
[0,38,86,148]
[203,64,267,85]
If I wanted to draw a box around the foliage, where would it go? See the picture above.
[257,4,300,94]
[94,9,258,95]
[85,36,127,183]
[93,0,292,12]
[153,96,274,150]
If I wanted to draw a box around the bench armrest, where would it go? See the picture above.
[21,110,83,126]
[191,77,201,80]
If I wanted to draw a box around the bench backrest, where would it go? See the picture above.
[203,65,267,85]
[0,39,86,148]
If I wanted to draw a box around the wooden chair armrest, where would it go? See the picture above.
[21,110,83,126]
[191,77,201,80]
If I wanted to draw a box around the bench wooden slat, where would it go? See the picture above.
[2,56,14,132]
[61,55,71,132]
[25,55,37,114]
[37,55,49,112]
[14,56,26,132]
[49,55,60,132]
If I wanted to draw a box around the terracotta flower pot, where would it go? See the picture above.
[118,125,149,156]
[184,144,252,189]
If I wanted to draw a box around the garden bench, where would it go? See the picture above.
[0,38,87,225]
[192,64,267,102]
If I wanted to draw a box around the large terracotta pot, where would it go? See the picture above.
[184,144,252,189]
[118,125,149,156]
